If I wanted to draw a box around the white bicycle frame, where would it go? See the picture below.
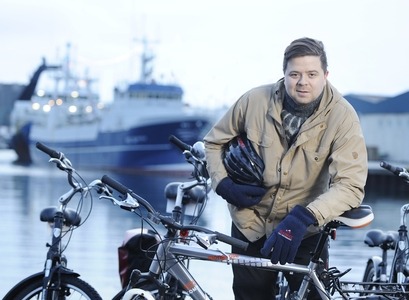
[164,243,327,299]
[121,207,379,300]
[122,227,329,300]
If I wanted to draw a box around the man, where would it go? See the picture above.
[204,37,368,299]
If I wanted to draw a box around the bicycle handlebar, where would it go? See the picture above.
[36,141,111,197]
[380,161,406,176]
[169,135,206,161]
[380,161,409,181]
[36,141,78,186]
[36,139,243,249]
[100,174,248,251]
[36,142,62,159]
[169,135,192,152]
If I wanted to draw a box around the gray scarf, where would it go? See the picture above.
[281,92,322,145]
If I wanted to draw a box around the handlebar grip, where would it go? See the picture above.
[169,135,191,152]
[380,161,406,176]
[101,175,157,214]
[214,231,249,251]
[101,175,131,195]
[36,142,60,159]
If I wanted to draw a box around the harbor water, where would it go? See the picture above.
[0,149,407,299]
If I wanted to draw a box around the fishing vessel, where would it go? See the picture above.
[9,46,215,171]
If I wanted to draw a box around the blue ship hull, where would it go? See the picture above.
[10,46,219,171]
[30,118,212,172]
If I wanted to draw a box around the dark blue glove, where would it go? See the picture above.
[260,205,316,264]
[215,177,266,208]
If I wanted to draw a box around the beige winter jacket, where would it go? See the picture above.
[204,79,368,242]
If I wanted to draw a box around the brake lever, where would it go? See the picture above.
[89,180,113,196]
[194,233,218,249]
[399,171,409,182]
[99,193,140,210]
[49,157,74,172]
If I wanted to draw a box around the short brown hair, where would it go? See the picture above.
[283,37,328,73]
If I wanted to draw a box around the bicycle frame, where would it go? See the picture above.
[101,166,409,300]
[105,160,409,300]
[4,142,106,300]
[106,168,409,300]
[390,204,409,284]
[41,187,82,297]
[121,209,377,300]
[159,243,327,299]
[363,162,409,291]
[39,172,105,299]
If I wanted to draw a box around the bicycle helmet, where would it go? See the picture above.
[223,133,265,186]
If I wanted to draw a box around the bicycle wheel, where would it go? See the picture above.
[363,261,376,282]
[9,274,102,300]
[361,260,377,295]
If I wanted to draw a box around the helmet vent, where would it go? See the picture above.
[223,133,265,186]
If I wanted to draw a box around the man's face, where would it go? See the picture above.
[284,56,328,104]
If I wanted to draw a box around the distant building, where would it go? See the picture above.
[345,91,409,164]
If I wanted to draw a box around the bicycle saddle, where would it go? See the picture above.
[165,182,206,204]
[40,206,81,227]
[364,229,399,249]
[332,205,374,228]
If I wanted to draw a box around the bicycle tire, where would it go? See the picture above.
[361,260,378,295]
[363,260,376,282]
[112,276,189,300]
[7,274,102,300]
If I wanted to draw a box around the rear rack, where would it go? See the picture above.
[338,281,409,297]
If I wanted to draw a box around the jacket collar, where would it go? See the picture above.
[267,79,344,148]
[269,78,341,123]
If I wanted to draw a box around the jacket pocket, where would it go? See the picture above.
[246,128,281,187]
[246,128,274,147]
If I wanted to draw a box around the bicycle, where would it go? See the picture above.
[112,135,212,299]
[4,142,110,300]
[97,163,409,299]
[362,161,409,294]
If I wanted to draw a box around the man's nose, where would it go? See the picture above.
[297,75,307,85]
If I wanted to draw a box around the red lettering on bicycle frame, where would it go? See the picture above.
[183,280,197,291]
[207,253,239,261]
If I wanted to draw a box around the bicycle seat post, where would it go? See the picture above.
[311,224,333,263]
[171,184,186,224]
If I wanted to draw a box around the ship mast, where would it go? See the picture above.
[139,38,155,84]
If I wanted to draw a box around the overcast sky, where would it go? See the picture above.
[1,0,408,107]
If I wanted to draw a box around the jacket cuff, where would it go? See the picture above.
[306,207,319,226]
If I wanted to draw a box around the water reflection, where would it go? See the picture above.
[0,159,231,299]
[0,158,406,299]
